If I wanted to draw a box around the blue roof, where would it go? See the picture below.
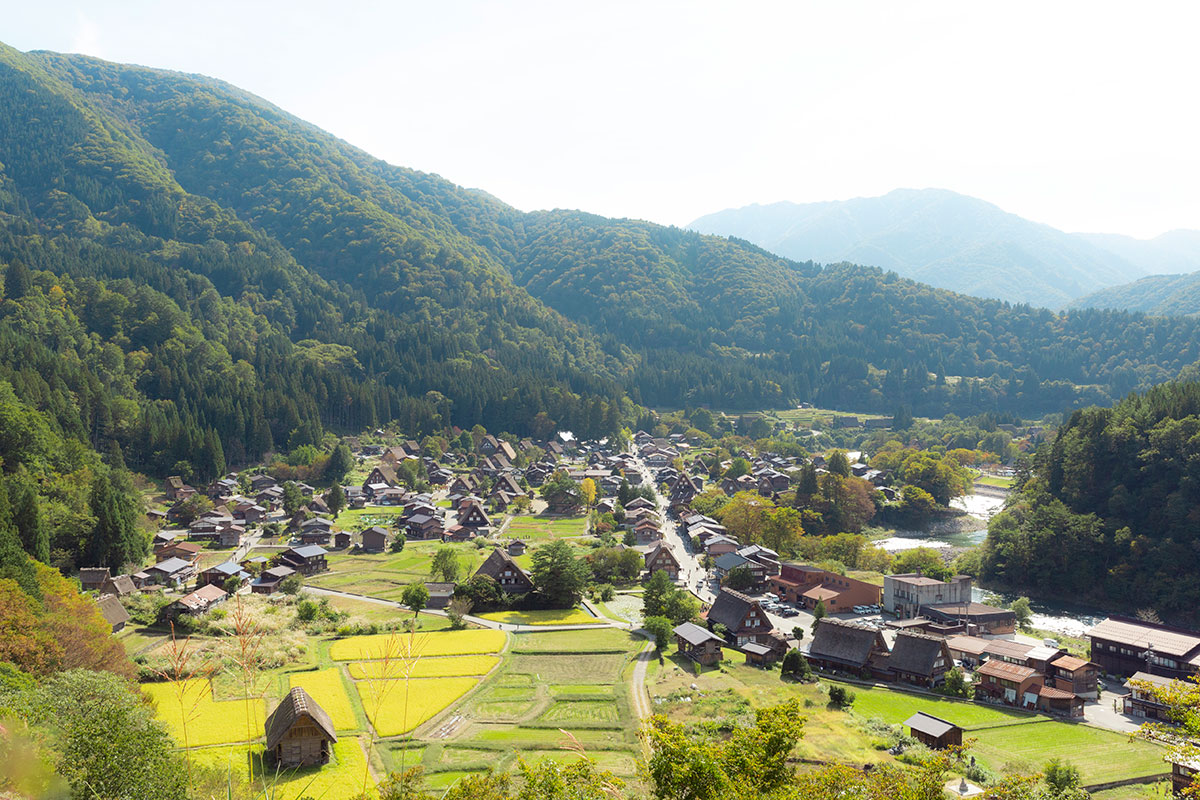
[208,561,243,575]
[714,552,750,571]
[290,544,328,558]
[151,557,191,573]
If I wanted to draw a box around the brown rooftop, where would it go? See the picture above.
[977,659,1037,682]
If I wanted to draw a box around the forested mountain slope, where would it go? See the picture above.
[4,42,1200,464]
[982,380,1200,622]
[688,188,1145,307]
[1071,270,1200,316]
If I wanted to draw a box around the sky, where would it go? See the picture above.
[5,1,1200,238]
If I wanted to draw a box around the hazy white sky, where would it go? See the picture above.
[5,1,1199,237]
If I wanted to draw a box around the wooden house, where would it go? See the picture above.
[100,573,137,598]
[1171,754,1200,796]
[333,531,353,549]
[475,549,534,594]
[1088,616,1200,680]
[673,622,723,665]
[405,514,444,540]
[280,545,329,576]
[173,584,228,616]
[806,618,890,675]
[884,631,952,687]
[198,561,250,589]
[79,567,111,593]
[507,540,527,556]
[253,566,296,594]
[1122,671,1181,721]
[706,588,771,647]
[644,543,681,580]
[145,557,195,587]
[360,526,390,553]
[904,712,962,750]
[425,582,455,610]
[96,594,130,633]
[1046,653,1100,698]
[458,502,491,530]
[265,687,338,768]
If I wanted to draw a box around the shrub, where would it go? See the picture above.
[827,684,855,709]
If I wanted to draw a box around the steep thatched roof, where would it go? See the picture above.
[887,631,948,677]
[265,687,338,750]
[808,618,887,668]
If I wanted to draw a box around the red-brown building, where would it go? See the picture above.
[769,564,880,612]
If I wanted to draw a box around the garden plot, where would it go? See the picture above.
[971,720,1167,786]
[508,653,628,683]
[504,515,589,541]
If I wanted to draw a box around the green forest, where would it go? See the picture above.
[981,379,1200,623]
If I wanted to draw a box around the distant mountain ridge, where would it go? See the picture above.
[689,189,1200,308]
[1071,271,1200,316]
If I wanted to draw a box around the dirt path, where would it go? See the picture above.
[629,640,654,722]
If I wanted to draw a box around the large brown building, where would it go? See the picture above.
[1089,617,1200,680]
[768,564,880,613]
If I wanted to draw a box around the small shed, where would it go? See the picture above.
[742,641,778,668]
[903,711,962,750]
[507,540,527,556]
[673,621,724,666]
[265,687,338,767]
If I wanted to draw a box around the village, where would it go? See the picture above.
[78,423,1200,798]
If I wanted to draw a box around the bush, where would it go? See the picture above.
[279,574,302,595]
[595,583,615,602]
[827,684,855,709]
[296,599,319,622]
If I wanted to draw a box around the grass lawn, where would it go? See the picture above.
[971,720,1168,786]
[974,474,1014,488]
[191,737,371,800]
[329,629,506,661]
[332,507,407,529]
[142,679,266,747]
[840,682,1035,729]
[509,628,640,653]
[477,608,605,626]
[307,541,487,602]
[505,515,589,541]
[357,677,480,736]
[348,654,501,679]
[288,668,360,730]
[117,625,166,655]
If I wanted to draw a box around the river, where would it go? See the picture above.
[873,490,1106,637]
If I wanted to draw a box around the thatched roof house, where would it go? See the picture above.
[265,687,338,767]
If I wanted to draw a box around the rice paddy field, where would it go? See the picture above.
[399,627,645,789]
[190,737,371,800]
[288,668,359,730]
[357,677,481,736]
[328,629,507,661]
[476,608,605,626]
[142,679,266,747]
[348,655,501,679]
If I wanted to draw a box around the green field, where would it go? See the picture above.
[972,720,1167,786]
[332,506,407,529]
[504,515,589,541]
[840,682,1034,729]
[509,628,639,653]
[307,541,486,601]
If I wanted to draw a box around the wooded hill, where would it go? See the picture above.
[981,379,1200,622]
[3,42,1200,479]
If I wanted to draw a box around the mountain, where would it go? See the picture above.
[1079,229,1200,277]
[688,189,1147,307]
[1071,271,1200,316]
[3,40,1200,474]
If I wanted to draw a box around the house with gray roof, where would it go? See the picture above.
[806,618,890,675]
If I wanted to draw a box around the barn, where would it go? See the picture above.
[264,687,338,767]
